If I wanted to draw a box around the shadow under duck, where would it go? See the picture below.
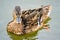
[7,5,52,35]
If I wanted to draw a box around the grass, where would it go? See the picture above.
[43,17,51,24]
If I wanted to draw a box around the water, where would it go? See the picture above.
[0,0,60,40]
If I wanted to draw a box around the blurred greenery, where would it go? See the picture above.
[7,31,38,40]
[43,17,51,24]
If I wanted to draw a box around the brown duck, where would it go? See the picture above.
[7,5,52,35]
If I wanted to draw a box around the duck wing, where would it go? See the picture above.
[21,8,43,27]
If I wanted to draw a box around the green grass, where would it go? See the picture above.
[7,31,38,40]
[43,17,51,24]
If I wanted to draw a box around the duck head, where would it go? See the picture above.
[13,6,22,24]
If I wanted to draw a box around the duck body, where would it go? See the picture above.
[7,5,52,35]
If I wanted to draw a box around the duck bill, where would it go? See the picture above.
[16,15,21,24]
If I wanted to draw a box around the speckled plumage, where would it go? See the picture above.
[7,5,52,35]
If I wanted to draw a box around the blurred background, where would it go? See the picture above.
[0,0,60,40]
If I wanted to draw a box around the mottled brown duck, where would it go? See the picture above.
[7,5,52,35]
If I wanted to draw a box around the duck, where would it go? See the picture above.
[7,5,52,35]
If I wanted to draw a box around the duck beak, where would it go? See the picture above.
[16,15,21,24]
